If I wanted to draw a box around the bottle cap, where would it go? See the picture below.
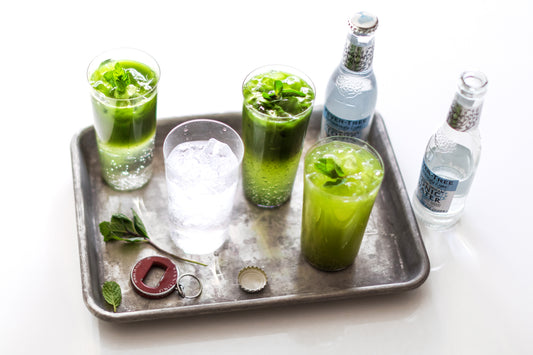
[238,266,268,293]
[348,11,378,35]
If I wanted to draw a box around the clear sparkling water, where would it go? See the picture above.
[413,142,477,229]
[412,71,486,229]
[165,138,240,254]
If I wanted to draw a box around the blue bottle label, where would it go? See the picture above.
[322,106,370,137]
[415,160,459,213]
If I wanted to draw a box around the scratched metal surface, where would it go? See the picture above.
[70,108,430,323]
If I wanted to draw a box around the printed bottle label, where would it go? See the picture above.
[322,106,370,138]
[415,160,459,213]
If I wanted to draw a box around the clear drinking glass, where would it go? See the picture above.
[163,119,244,254]
[301,136,384,271]
[87,48,160,191]
[241,65,315,208]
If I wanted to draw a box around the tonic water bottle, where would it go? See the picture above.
[320,11,378,140]
[412,71,488,229]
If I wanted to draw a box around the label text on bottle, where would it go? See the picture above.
[323,106,369,138]
[415,160,459,213]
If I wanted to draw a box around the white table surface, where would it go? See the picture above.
[2,0,532,354]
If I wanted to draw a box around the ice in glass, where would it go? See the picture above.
[242,65,315,207]
[163,119,244,254]
[301,137,384,271]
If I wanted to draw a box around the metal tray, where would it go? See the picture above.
[71,108,430,323]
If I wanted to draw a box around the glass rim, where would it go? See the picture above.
[163,119,244,162]
[458,70,488,98]
[87,47,160,103]
[242,64,315,119]
[312,135,384,167]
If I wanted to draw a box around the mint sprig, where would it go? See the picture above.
[261,80,305,101]
[315,158,347,187]
[99,209,207,267]
[102,281,122,312]
[103,62,131,95]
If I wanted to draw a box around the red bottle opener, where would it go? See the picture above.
[130,256,178,299]
[130,256,202,299]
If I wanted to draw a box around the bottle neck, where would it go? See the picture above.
[446,93,485,132]
[446,71,488,132]
[342,33,375,72]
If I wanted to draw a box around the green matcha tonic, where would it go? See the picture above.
[87,48,159,191]
[242,65,315,207]
[301,137,384,271]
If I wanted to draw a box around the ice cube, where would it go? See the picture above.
[203,138,231,157]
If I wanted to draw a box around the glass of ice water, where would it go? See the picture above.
[163,119,244,254]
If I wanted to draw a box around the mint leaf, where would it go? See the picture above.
[262,91,275,101]
[111,213,137,234]
[101,62,131,96]
[315,158,345,179]
[100,210,207,267]
[99,211,148,243]
[99,220,147,242]
[103,70,116,87]
[324,178,346,187]
[132,209,148,238]
[334,162,345,178]
[261,80,305,102]
[274,80,283,96]
[281,89,305,97]
[102,281,122,312]
[112,63,130,93]
[315,158,347,187]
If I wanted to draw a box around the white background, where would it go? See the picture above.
[2,0,532,354]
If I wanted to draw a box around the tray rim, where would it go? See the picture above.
[70,108,430,323]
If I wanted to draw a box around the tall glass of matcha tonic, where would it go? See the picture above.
[87,48,159,191]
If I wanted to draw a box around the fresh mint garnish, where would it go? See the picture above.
[281,89,307,97]
[274,80,283,96]
[102,281,122,312]
[256,79,307,116]
[261,80,305,101]
[99,209,207,267]
[103,62,131,94]
[315,158,347,187]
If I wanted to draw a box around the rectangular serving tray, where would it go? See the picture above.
[71,107,430,323]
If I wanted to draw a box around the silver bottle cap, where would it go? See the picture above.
[238,266,268,293]
[348,11,378,35]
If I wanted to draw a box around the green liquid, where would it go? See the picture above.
[89,59,158,190]
[242,70,315,207]
[301,140,384,271]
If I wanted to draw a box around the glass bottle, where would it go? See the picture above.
[412,71,488,229]
[320,11,378,140]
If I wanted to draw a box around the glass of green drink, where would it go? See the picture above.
[242,65,315,207]
[301,137,385,271]
[87,48,160,191]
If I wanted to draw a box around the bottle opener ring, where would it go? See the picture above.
[176,274,203,299]
[130,256,202,299]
